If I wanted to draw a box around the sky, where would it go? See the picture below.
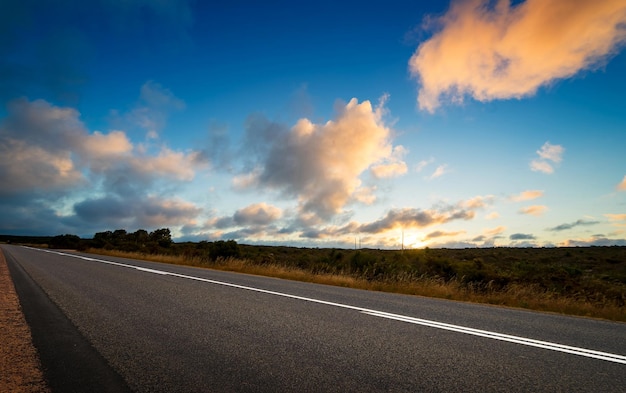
[1,0,625,248]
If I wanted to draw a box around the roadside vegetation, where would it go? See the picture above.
[2,230,625,322]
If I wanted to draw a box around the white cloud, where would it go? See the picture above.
[530,142,564,174]
[415,157,435,172]
[617,175,626,191]
[429,164,448,179]
[410,0,626,112]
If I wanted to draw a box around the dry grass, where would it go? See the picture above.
[0,248,50,393]
[84,248,625,322]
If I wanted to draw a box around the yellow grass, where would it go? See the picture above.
[84,248,625,322]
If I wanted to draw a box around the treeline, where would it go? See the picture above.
[44,228,242,262]
[43,228,175,253]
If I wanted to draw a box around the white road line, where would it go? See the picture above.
[32,247,626,365]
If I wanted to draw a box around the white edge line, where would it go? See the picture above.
[29,247,626,365]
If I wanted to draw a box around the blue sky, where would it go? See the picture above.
[1,0,625,248]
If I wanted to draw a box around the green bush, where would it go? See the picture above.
[209,240,241,261]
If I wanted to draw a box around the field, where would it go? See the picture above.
[2,233,624,321]
[83,242,626,322]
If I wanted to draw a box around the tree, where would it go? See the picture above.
[149,228,172,248]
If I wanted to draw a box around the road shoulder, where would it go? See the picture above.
[3,245,132,393]
[0,246,49,392]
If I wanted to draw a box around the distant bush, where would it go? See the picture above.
[49,234,81,249]
[209,240,241,261]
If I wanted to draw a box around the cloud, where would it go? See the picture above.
[354,205,474,234]
[233,203,283,226]
[0,138,84,196]
[410,0,626,112]
[415,157,435,172]
[0,97,204,235]
[510,233,535,240]
[485,212,500,220]
[425,230,465,239]
[605,214,626,222]
[462,195,494,209]
[126,81,185,138]
[519,205,548,216]
[530,142,564,174]
[237,96,406,220]
[617,175,626,191]
[429,164,449,180]
[74,195,201,229]
[548,219,600,232]
[559,236,626,247]
[510,190,543,202]
[371,146,408,178]
[484,225,506,236]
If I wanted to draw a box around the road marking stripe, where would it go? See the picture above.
[32,247,626,364]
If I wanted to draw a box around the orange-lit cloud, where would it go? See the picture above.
[519,205,548,216]
[237,96,405,219]
[510,189,543,202]
[371,146,408,178]
[234,203,282,226]
[605,213,626,227]
[617,175,626,191]
[530,142,564,174]
[484,225,506,236]
[485,212,500,220]
[129,147,201,181]
[410,0,626,112]
[0,138,83,193]
[462,195,495,209]
[82,131,133,158]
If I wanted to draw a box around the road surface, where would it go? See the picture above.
[4,244,626,392]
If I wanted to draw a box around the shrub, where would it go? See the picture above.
[209,240,241,261]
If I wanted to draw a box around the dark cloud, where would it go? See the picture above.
[74,196,201,231]
[561,237,626,247]
[356,207,474,234]
[510,233,536,240]
[425,230,464,239]
[548,219,600,232]
[0,96,204,236]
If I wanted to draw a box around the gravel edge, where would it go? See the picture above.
[0,247,50,393]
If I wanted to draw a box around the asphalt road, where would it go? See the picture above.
[4,244,626,392]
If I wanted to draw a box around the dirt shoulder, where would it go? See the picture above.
[0,247,50,393]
